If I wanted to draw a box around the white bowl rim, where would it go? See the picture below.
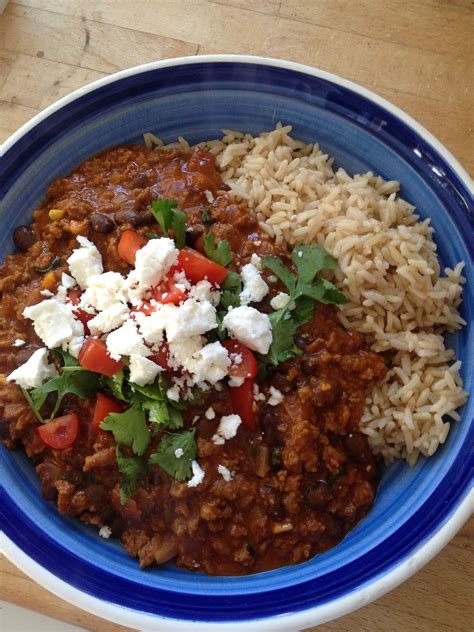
[1,54,473,630]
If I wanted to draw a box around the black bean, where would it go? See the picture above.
[343,433,372,463]
[115,209,140,225]
[13,225,36,251]
[305,480,331,508]
[261,411,280,446]
[185,223,205,246]
[300,354,320,376]
[136,210,155,225]
[89,212,115,233]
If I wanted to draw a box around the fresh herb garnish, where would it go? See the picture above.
[201,206,214,225]
[35,255,61,275]
[203,233,232,267]
[102,370,131,402]
[148,429,196,481]
[149,198,187,248]
[100,404,151,456]
[219,271,241,309]
[115,446,146,504]
[144,231,160,239]
[262,244,347,365]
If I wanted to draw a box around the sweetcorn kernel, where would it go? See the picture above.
[40,270,57,290]
[48,209,65,221]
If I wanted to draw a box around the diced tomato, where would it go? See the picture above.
[149,343,171,370]
[37,413,79,450]
[67,288,81,306]
[230,378,257,431]
[118,230,147,265]
[78,338,124,377]
[151,266,187,305]
[222,340,258,380]
[177,247,228,285]
[67,288,96,331]
[92,393,122,432]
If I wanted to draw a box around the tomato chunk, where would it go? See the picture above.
[78,338,124,377]
[177,247,228,285]
[118,230,147,265]
[222,340,258,380]
[151,266,187,305]
[230,378,257,431]
[93,393,122,432]
[149,342,171,371]
[37,413,79,450]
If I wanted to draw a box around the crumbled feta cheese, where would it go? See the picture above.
[187,460,205,488]
[231,353,243,365]
[175,448,184,459]
[228,376,245,388]
[7,348,58,389]
[165,299,217,342]
[67,236,103,289]
[64,319,85,359]
[268,386,284,406]
[187,342,230,384]
[253,383,266,402]
[239,263,269,305]
[129,354,162,386]
[40,289,54,297]
[23,299,76,349]
[270,292,290,310]
[205,407,216,420]
[223,306,272,354]
[250,253,262,269]
[13,339,26,347]
[135,304,177,345]
[212,414,242,445]
[268,275,278,283]
[61,272,77,289]
[217,464,234,482]
[134,237,178,289]
[188,280,215,303]
[88,303,130,336]
[172,269,191,293]
[106,320,150,361]
[81,271,126,311]
[166,385,181,402]
[98,526,112,539]
[168,335,204,370]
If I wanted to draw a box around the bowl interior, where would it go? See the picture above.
[1,60,472,623]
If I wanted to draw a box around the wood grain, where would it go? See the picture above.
[0,1,473,630]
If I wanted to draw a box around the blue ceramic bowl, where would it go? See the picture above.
[1,56,472,631]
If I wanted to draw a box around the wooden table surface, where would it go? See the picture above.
[1,1,473,630]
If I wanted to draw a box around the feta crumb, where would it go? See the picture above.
[106,320,150,361]
[23,299,76,349]
[7,348,58,389]
[134,237,178,289]
[165,299,217,342]
[192,415,200,423]
[81,271,126,311]
[205,407,216,420]
[253,383,266,402]
[98,525,112,539]
[268,386,284,406]
[239,263,269,305]
[168,335,203,370]
[217,464,234,482]
[88,303,130,336]
[166,385,181,402]
[187,342,230,384]
[229,376,245,388]
[231,353,243,365]
[64,319,85,359]
[222,306,272,354]
[13,339,26,347]
[67,236,103,289]
[212,414,242,445]
[61,272,77,289]
[270,291,290,310]
[40,289,54,297]
[135,304,177,345]
[175,448,184,459]
[250,253,262,269]
[129,354,162,386]
[187,460,205,488]
[188,280,214,303]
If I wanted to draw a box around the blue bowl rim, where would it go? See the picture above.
[0,54,473,631]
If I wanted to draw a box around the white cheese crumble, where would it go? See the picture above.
[253,383,266,402]
[239,263,269,305]
[135,304,177,345]
[7,348,58,389]
[187,342,230,384]
[67,235,103,289]
[268,386,284,406]
[81,271,126,311]
[166,385,181,402]
[175,448,184,459]
[129,354,162,386]
[217,464,234,482]
[228,376,245,388]
[13,339,26,347]
[23,299,76,349]
[188,280,220,305]
[65,319,85,359]
[61,272,77,289]
[165,299,217,342]
[167,336,204,370]
[98,525,112,539]
[40,289,54,297]
[212,414,242,445]
[250,253,262,269]
[106,320,150,361]
[134,237,178,289]
[187,460,205,488]
[204,407,216,420]
[88,303,130,336]
[222,306,272,354]
[270,291,290,310]
[268,275,278,283]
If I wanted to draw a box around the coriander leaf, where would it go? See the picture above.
[292,295,315,328]
[145,231,160,239]
[264,311,301,365]
[301,277,347,304]
[100,404,150,456]
[149,198,187,248]
[115,446,146,504]
[132,379,166,401]
[203,233,232,267]
[53,349,78,367]
[102,370,132,402]
[262,256,296,292]
[141,399,169,425]
[148,429,196,481]
[292,244,337,285]
[35,256,61,275]
[168,406,184,429]
[219,271,241,310]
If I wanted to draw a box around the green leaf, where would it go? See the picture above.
[292,244,337,285]
[149,198,187,248]
[292,295,315,328]
[132,379,166,401]
[301,277,347,305]
[203,233,232,267]
[115,446,146,504]
[35,256,61,275]
[201,206,214,225]
[145,231,160,239]
[148,429,196,481]
[102,370,131,403]
[262,256,296,292]
[219,271,241,310]
[100,404,151,456]
[264,313,301,366]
